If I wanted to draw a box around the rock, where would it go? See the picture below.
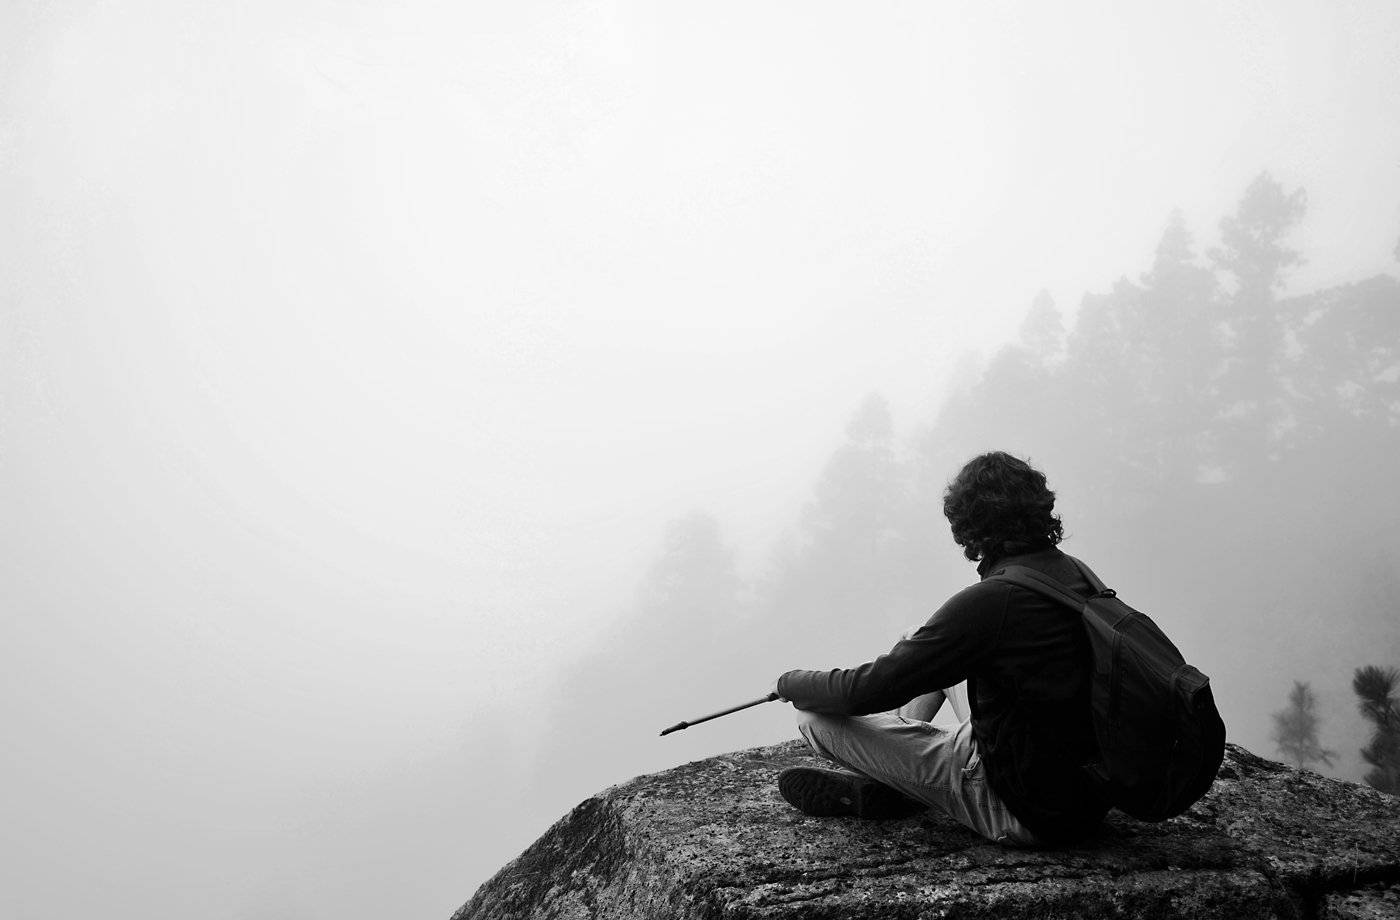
[1320,882,1400,920]
[452,742,1400,919]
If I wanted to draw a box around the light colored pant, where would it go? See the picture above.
[794,684,1041,847]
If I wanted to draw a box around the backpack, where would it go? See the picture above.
[989,557,1227,822]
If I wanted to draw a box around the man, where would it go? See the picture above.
[773,451,1110,846]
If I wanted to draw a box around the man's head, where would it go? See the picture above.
[942,451,1063,562]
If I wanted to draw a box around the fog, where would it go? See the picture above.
[3,2,1399,918]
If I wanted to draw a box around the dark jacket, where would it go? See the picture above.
[776,545,1110,843]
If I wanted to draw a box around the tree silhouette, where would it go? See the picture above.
[1018,289,1066,362]
[539,510,751,804]
[1137,210,1222,484]
[1212,173,1307,302]
[766,393,918,648]
[637,511,744,630]
[1354,665,1400,794]
[1289,276,1400,437]
[1210,173,1308,467]
[1270,680,1334,770]
[799,393,902,566]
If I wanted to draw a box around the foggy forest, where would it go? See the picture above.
[6,4,1400,920]
[518,171,1400,897]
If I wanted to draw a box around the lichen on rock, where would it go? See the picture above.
[453,742,1400,919]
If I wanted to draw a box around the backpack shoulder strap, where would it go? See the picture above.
[1062,554,1110,595]
[987,564,1087,611]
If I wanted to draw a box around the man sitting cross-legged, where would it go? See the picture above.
[773,451,1110,847]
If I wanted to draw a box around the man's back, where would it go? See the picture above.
[965,546,1108,843]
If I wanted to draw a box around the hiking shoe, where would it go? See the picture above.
[777,767,926,819]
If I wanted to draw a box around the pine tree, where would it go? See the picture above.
[1209,173,1307,466]
[1353,665,1400,794]
[638,512,743,629]
[1270,681,1334,770]
[1017,289,1066,362]
[1138,210,1221,483]
[801,393,902,562]
[769,393,914,637]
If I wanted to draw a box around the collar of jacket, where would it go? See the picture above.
[977,545,1064,580]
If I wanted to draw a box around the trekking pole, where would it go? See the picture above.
[659,692,780,736]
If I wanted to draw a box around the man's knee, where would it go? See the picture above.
[795,709,847,756]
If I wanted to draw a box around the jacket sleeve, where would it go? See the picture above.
[776,582,1009,716]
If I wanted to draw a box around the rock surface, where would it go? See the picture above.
[453,742,1400,919]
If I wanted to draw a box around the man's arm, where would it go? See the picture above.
[775,581,1008,716]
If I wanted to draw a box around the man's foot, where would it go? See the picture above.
[777,767,926,819]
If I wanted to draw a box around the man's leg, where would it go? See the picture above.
[945,681,971,723]
[898,689,945,723]
[789,708,1039,847]
[899,681,970,725]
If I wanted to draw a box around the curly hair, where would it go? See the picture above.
[942,452,1063,562]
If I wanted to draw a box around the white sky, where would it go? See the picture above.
[3,2,1399,918]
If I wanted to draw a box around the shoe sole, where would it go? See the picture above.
[778,767,925,820]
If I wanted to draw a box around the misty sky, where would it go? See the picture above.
[4,2,1400,919]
